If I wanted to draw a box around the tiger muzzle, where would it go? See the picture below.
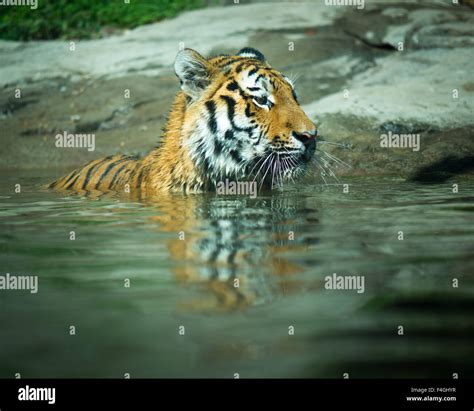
[294,131,317,161]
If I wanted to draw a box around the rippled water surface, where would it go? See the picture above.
[1,171,473,378]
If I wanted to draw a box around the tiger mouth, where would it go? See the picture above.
[245,148,314,188]
[302,138,316,162]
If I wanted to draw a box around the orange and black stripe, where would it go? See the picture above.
[49,154,139,192]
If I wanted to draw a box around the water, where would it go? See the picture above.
[1,171,473,378]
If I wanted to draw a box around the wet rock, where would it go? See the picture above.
[304,48,474,129]
[412,22,474,49]
[408,155,474,183]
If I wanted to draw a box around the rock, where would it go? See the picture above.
[0,1,473,179]
[0,3,341,88]
[303,49,474,129]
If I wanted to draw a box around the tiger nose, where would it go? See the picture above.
[294,130,317,143]
[294,130,317,160]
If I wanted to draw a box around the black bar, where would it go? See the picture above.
[0,379,472,410]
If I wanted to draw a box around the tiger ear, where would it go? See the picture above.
[174,48,212,100]
[237,47,265,62]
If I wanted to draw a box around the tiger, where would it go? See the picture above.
[49,47,318,195]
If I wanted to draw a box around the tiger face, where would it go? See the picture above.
[174,47,317,189]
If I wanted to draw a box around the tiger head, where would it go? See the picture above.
[174,47,317,189]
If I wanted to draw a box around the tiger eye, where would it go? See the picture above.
[254,96,268,106]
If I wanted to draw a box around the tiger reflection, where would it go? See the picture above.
[148,192,319,311]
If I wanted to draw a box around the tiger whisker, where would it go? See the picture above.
[251,153,273,186]
[275,154,281,189]
[259,153,275,192]
[317,149,351,169]
[318,141,351,149]
[278,154,287,188]
[317,163,329,186]
[271,155,278,189]
[317,156,340,183]
[287,71,301,86]
[283,152,298,178]
[280,147,295,186]
[320,152,350,171]
[247,155,266,177]
[285,158,296,185]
